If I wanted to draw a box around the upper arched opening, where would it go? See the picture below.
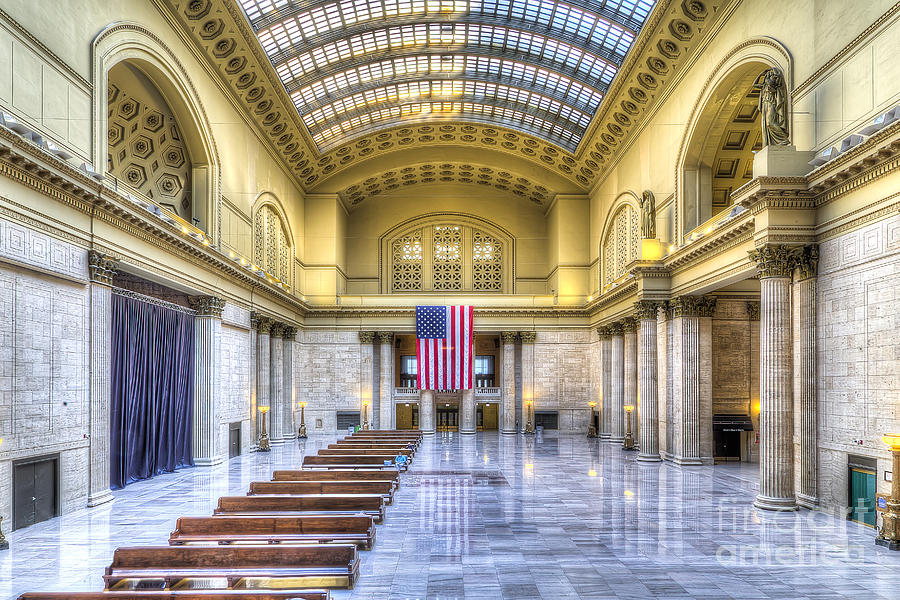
[238,0,657,153]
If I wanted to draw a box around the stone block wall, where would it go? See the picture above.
[296,329,366,432]
[816,212,900,511]
[218,303,252,457]
[532,330,592,431]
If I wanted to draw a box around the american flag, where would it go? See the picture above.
[416,306,474,390]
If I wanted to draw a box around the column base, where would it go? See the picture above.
[637,453,662,462]
[608,435,624,443]
[459,429,476,435]
[422,430,436,435]
[673,455,703,466]
[753,494,798,511]
[599,433,611,439]
[193,455,226,467]
[500,429,518,435]
[269,438,286,445]
[87,489,114,507]
[797,493,819,510]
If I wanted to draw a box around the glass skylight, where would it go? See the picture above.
[238,0,656,152]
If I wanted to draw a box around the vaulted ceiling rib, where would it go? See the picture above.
[238,0,656,152]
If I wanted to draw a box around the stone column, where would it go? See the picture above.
[460,388,476,434]
[500,331,518,434]
[268,323,285,443]
[519,331,536,432]
[623,318,638,447]
[635,301,662,462]
[793,245,818,508]
[358,332,375,428]
[609,322,625,443]
[282,326,297,440]
[599,326,612,439]
[189,295,225,465]
[253,314,271,446]
[657,306,672,459]
[670,296,716,465]
[420,389,435,434]
[87,251,116,506]
[751,245,797,511]
[378,332,394,430]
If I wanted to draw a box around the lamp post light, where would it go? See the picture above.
[297,401,308,439]
[362,400,370,430]
[257,405,271,452]
[877,433,900,550]
[587,401,598,438]
[524,399,536,434]
[623,405,636,450]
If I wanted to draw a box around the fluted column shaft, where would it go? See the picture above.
[520,331,536,432]
[795,262,818,508]
[637,302,661,462]
[358,332,375,428]
[753,245,797,511]
[600,330,612,439]
[623,320,638,446]
[420,390,435,434]
[269,325,285,443]
[500,332,517,434]
[609,326,625,442]
[191,296,225,464]
[460,388,476,434]
[254,316,271,444]
[282,327,296,440]
[88,250,116,506]
[378,332,394,430]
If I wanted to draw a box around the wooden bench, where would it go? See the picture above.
[169,515,376,549]
[317,448,413,463]
[103,545,359,590]
[345,436,420,447]
[329,443,413,454]
[248,480,394,504]
[301,455,405,471]
[20,592,330,600]
[214,495,385,522]
[272,469,399,488]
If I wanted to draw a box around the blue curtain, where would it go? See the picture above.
[110,293,195,489]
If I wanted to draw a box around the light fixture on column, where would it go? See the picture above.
[362,400,370,430]
[523,399,536,434]
[257,405,271,452]
[623,405,636,450]
[587,401,598,438]
[877,433,900,550]
[297,401,308,439]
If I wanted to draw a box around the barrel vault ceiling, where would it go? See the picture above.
[160,0,730,206]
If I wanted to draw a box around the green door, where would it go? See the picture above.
[849,468,876,527]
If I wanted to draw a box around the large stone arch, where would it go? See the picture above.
[675,38,792,242]
[92,22,221,240]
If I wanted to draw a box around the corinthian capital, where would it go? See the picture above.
[88,250,118,285]
[188,295,225,317]
[791,244,819,281]
[749,244,794,279]
[501,331,518,344]
[634,300,662,321]
[358,331,375,344]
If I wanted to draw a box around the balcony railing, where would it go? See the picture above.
[393,386,500,398]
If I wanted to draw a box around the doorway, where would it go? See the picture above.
[437,403,459,431]
[849,465,876,527]
[477,403,499,430]
[229,422,241,458]
[395,403,419,430]
[13,455,59,531]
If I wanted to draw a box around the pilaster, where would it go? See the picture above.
[609,322,625,443]
[500,331,518,434]
[282,326,297,440]
[623,318,638,448]
[377,332,394,430]
[358,331,375,428]
[793,244,818,508]
[635,301,662,462]
[750,245,797,511]
[599,326,612,439]
[189,295,225,466]
[252,313,272,446]
[268,323,285,443]
[87,250,116,506]
[519,331,535,433]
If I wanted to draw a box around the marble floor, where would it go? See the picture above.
[1,432,898,599]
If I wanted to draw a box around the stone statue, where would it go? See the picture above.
[640,190,656,239]
[757,67,790,146]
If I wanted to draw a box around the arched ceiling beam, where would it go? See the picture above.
[265,22,621,88]
[277,44,611,103]
[310,102,583,151]
[300,79,594,133]
[258,13,631,68]
[245,0,643,41]
[285,52,605,114]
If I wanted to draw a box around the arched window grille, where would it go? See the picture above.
[254,204,292,286]
[602,204,639,287]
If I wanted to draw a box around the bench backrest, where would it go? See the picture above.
[303,455,392,465]
[317,449,410,457]
[272,469,398,482]
[110,545,356,568]
[20,593,330,600]
[174,515,373,535]
[215,494,385,513]
[249,481,393,496]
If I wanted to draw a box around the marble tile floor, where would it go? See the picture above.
[1,432,897,600]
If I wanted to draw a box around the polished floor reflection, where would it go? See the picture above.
[1,432,897,599]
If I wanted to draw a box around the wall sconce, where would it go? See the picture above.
[623,405,635,451]
[257,405,271,452]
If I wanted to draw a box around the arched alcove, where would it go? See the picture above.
[93,23,220,239]
[252,193,295,290]
[676,39,792,241]
[599,193,640,290]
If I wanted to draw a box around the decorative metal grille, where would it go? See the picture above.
[473,230,502,291]
[254,205,292,286]
[602,204,639,286]
[392,230,424,291]
[432,225,462,291]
